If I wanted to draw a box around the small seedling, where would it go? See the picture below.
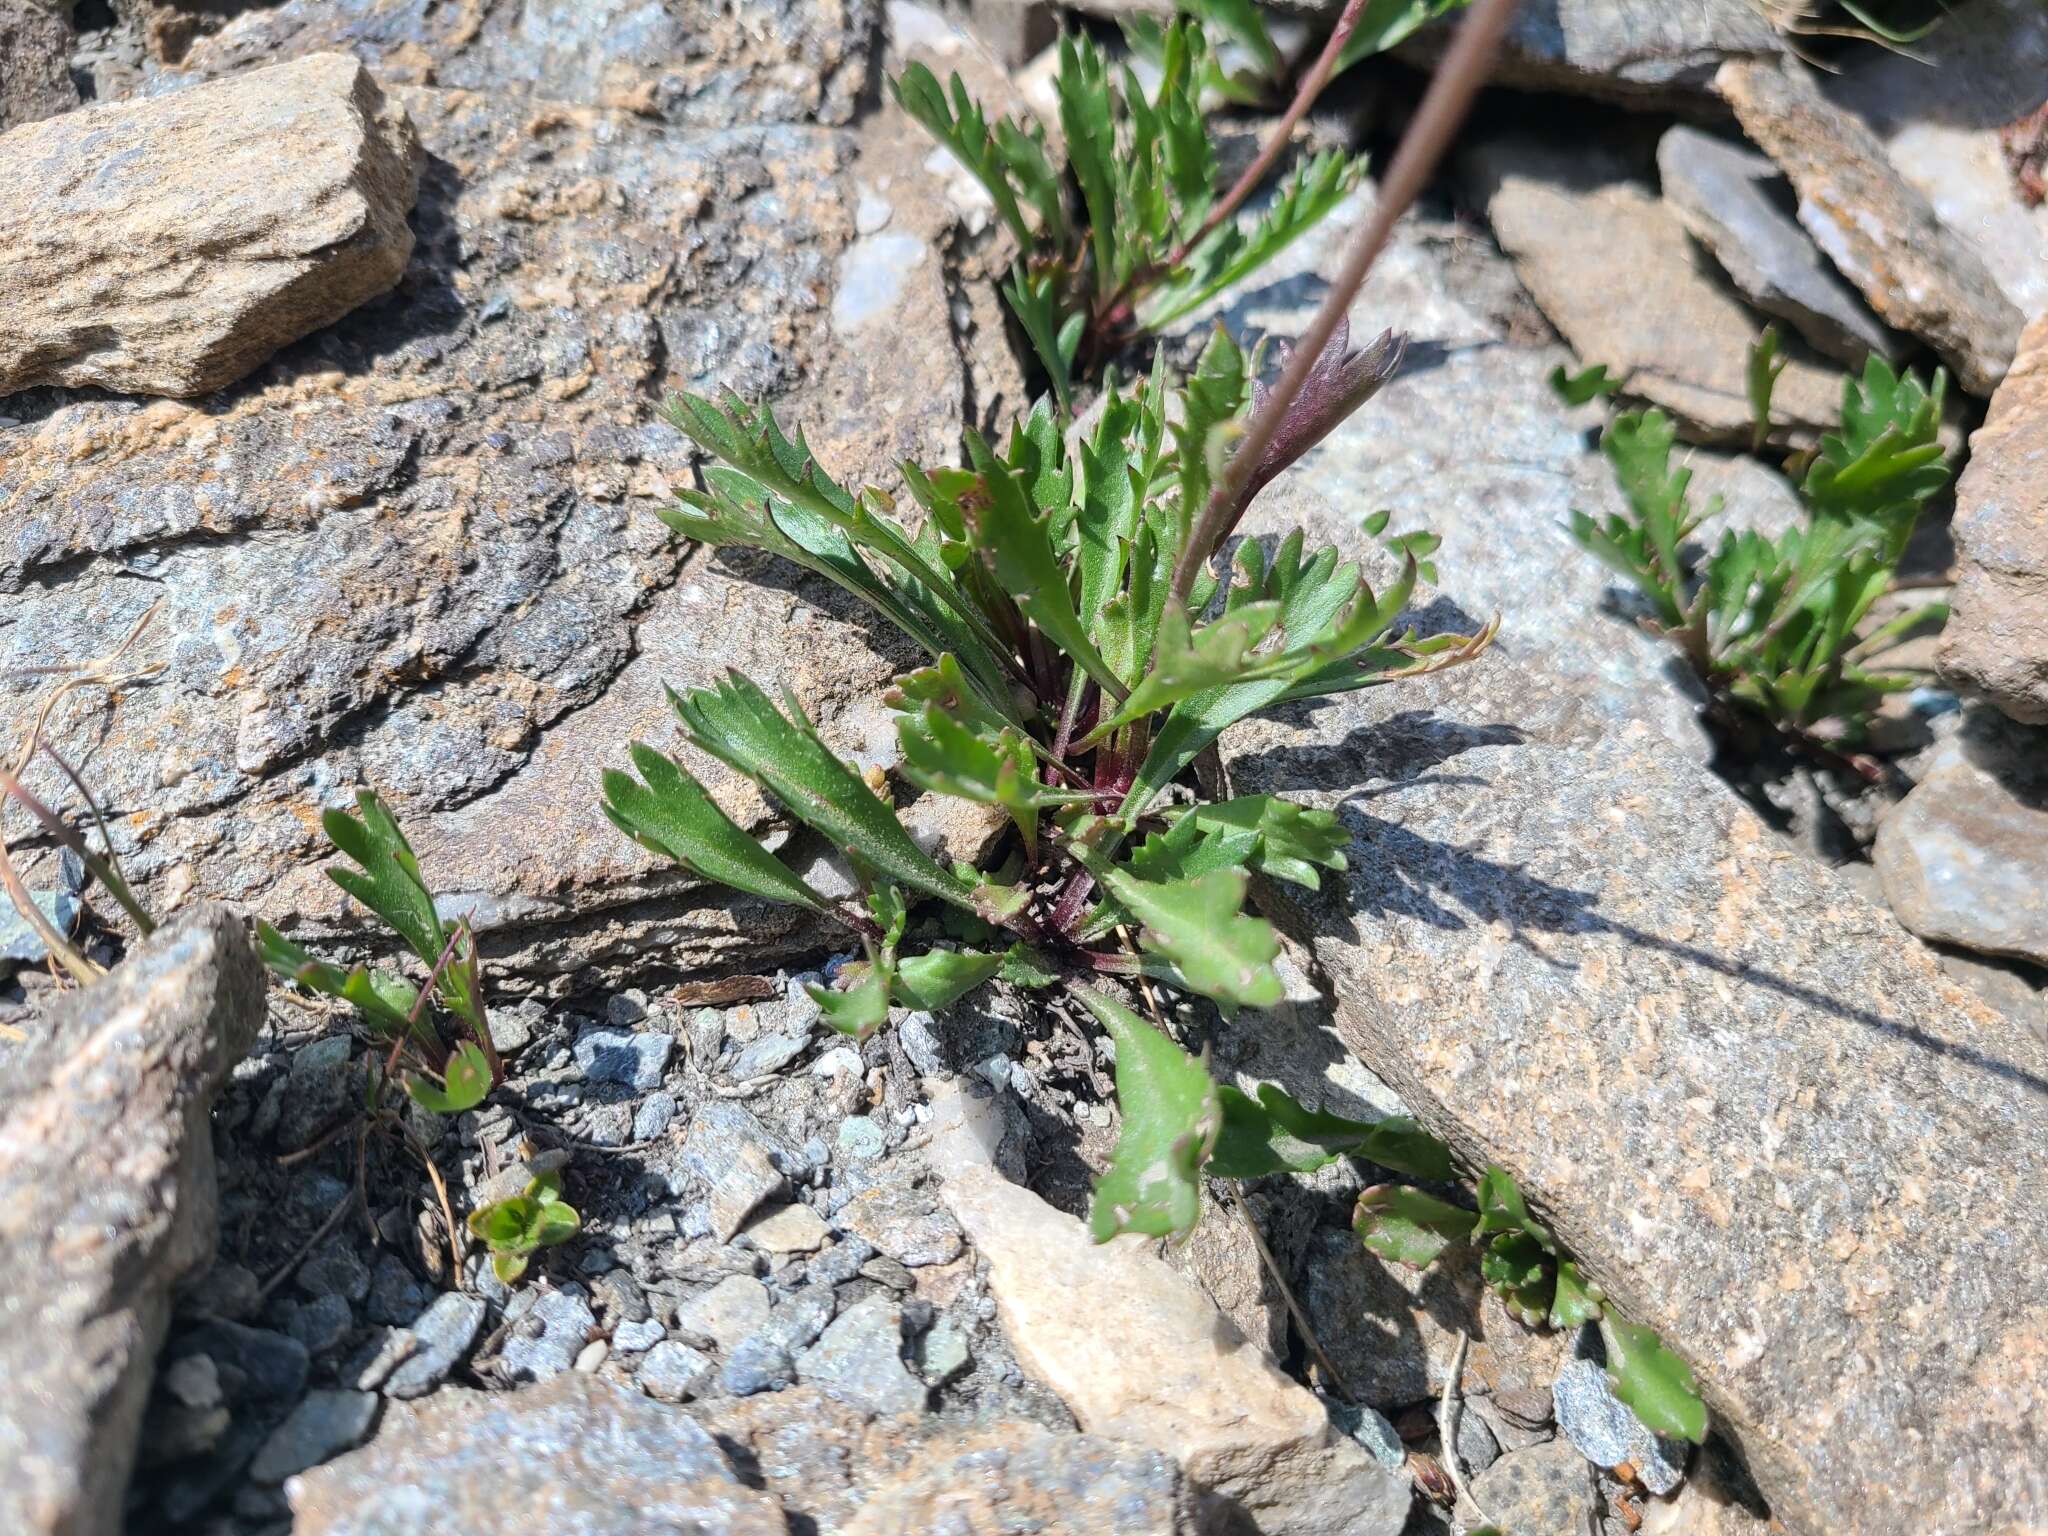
[467,1171,582,1284]
[1565,331,1953,745]
[258,789,499,1117]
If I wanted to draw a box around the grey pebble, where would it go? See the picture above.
[385,1292,487,1400]
[639,1340,716,1402]
[1553,1356,1689,1495]
[248,1390,379,1484]
[633,1091,677,1141]
[574,1029,673,1090]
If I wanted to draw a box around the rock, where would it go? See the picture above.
[1818,0,2048,318]
[0,907,264,1536]
[745,1202,831,1254]
[574,1028,673,1090]
[710,1142,788,1243]
[1329,1402,1407,1473]
[1941,312,2048,725]
[1552,1357,1688,1496]
[0,883,81,969]
[0,6,979,989]
[298,1241,373,1304]
[276,1035,355,1152]
[936,1148,1412,1536]
[613,1317,665,1354]
[286,1293,356,1357]
[249,1391,380,1485]
[728,1029,814,1081]
[1219,559,2048,1533]
[499,1287,597,1384]
[1454,1406,1501,1476]
[843,1424,1194,1536]
[683,1101,799,1188]
[722,1336,798,1397]
[1640,1454,1777,1535]
[915,1315,972,1385]
[365,1254,432,1327]
[384,1292,486,1400]
[837,1114,889,1160]
[678,1275,774,1353]
[900,791,1012,866]
[1168,1197,1285,1361]
[0,53,420,398]
[835,1183,964,1268]
[639,1340,717,1403]
[1874,710,2048,966]
[1466,136,1844,445]
[179,1319,312,1405]
[633,1090,678,1141]
[0,0,77,130]
[1470,1439,1598,1536]
[688,1386,926,1532]
[287,1374,788,1534]
[181,0,876,130]
[797,1296,926,1417]
[1718,56,2023,396]
[1656,125,1900,368]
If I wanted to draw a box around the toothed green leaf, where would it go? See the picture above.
[1077,987,1221,1241]
[1550,361,1622,406]
[670,673,983,916]
[1550,1259,1605,1329]
[1080,854,1282,1012]
[1353,1184,1476,1269]
[1600,1315,1709,1443]
[1211,1082,1455,1181]
[891,947,1004,1012]
[601,743,830,912]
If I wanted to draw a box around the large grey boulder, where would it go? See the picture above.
[1941,312,2048,726]
[1718,56,2023,396]
[1220,476,2048,1532]
[0,906,266,1536]
[0,52,422,398]
[0,0,78,130]
[288,1374,788,1533]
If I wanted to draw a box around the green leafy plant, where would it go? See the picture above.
[1356,1163,1710,1443]
[608,325,1487,1019]
[467,1170,582,1284]
[1126,0,1477,106]
[1565,331,1953,743]
[893,17,1371,404]
[257,789,499,1118]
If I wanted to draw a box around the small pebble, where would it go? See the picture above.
[612,1317,665,1354]
[573,1029,673,1090]
[633,1091,677,1141]
[247,1391,379,1484]
[640,1340,716,1401]
[385,1293,486,1400]
[837,1115,887,1161]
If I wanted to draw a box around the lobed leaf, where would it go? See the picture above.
[1353,1184,1475,1268]
[1078,987,1221,1241]
[1600,1315,1709,1443]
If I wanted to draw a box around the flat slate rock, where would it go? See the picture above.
[0,52,422,398]
[0,2,998,985]
[0,908,266,1536]
[0,0,79,129]
[1466,135,1844,445]
[1219,490,2048,1532]
[1656,124,1900,368]
[288,1374,787,1533]
[1719,56,2023,396]
[1940,312,2048,726]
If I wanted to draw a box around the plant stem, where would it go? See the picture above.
[1168,0,1519,608]
[1170,0,1371,272]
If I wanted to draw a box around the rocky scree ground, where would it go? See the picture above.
[0,0,2045,1534]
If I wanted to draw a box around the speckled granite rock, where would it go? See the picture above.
[1874,709,2048,967]
[1220,485,2048,1533]
[842,1424,1195,1535]
[0,53,422,398]
[1941,312,2048,726]
[1719,56,2023,396]
[0,0,78,129]
[0,907,265,1536]
[0,4,1011,985]
[1466,136,1844,445]
[288,1374,787,1533]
